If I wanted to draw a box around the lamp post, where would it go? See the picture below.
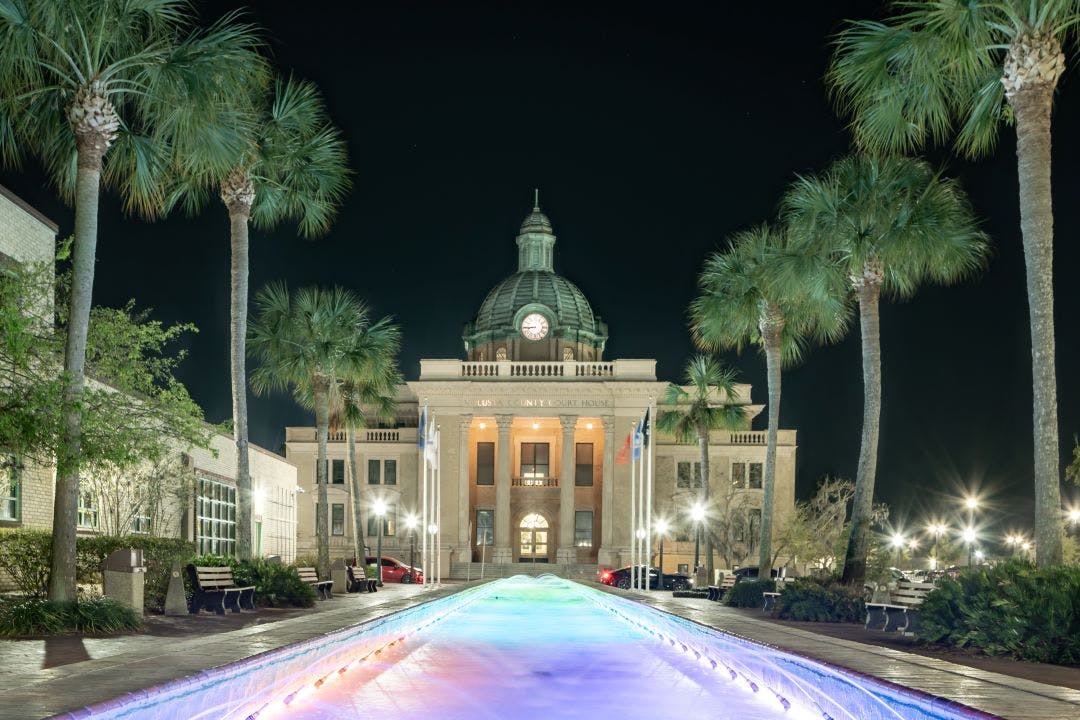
[890,533,905,569]
[405,514,418,583]
[927,522,947,569]
[690,502,705,573]
[962,526,976,568]
[373,499,387,586]
[655,519,669,588]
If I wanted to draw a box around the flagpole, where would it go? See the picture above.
[629,421,637,590]
[645,398,655,593]
[420,404,428,586]
[436,426,442,586]
[637,417,644,591]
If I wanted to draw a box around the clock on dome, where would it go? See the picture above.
[520,312,549,341]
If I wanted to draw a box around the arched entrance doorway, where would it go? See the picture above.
[518,513,549,563]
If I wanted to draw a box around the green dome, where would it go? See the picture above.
[462,198,608,357]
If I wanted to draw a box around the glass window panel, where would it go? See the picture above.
[749,463,763,489]
[332,503,345,535]
[535,531,547,543]
[476,443,494,485]
[534,545,547,555]
[575,443,593,486]
[332,459,345,484]
[574,510,593,547]
[476,509,493,545]
[368,458,380,485]
[520,531,532,544]
[384,459,397,485]
[731,462,746,489]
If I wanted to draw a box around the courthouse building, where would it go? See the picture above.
[287,201,798,577]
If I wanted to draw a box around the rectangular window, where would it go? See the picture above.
[366,459,396,485]
[520,442,549,478]
[0,458,20,522]
[367,458,380,485]
[731,462,747,489]
[77,492,98,529]
[196,477,237,556]
[476,442,494,485]
[677,461,702,489]
[574,443,593,486]
[332,503,345,535]
[384,459,397,486]
[677,563,689,575]
[749,462,763,489]
[332,459,345,484]
[476,509,494,546]
[366,504,396,536]
[574,510,593,548]
[130,512,151,534]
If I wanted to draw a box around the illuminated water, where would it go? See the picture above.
[79,576,985,720]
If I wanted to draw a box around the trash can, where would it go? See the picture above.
[330,558,349,596]
[102,548,146,614]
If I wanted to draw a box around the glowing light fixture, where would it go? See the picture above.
[405,513,418,530]
[690,503,705,522]
[479,422,487,430]
[964,496,979,511]
[962,527,977,544]
[532,422,540,430]
[655,519,670,536]
[889,533,905,549]
[586,422,594,430]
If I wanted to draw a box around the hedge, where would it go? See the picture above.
[188,554,315,608]
[919,560,1080,664]
[724,578,775,607]
[774,578,865,623]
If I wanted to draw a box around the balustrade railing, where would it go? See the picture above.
[729,431,767,445]
[454,360,626,379]
[511,477,559,488]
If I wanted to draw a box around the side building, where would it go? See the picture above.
[0,184,298,588]
[287,201,797,579]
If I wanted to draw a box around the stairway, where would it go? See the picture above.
[448,562,600,582]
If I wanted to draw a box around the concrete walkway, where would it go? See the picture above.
[0,583,458,720]
[3,581,1080,720]
[617,589,1080,720]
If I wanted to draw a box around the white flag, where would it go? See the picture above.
[425,423,439,468]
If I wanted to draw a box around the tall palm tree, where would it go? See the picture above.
[248,283,399,578]
[691,224,849,577]
[783,154,989,586]
[828,0,1077,567]
[0,0,263,601]
[171,77,351,560]
[657,356,747,583]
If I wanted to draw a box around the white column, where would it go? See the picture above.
[557,414,577,563]
[493,414,514,563]
[457,414,472,550]
[598,415,616,566]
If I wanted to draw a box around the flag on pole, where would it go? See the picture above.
[418,406,427,450]
[616,429,632,464]
[639,407,651,448]
[425,423,439,468]
[632,421,643,461]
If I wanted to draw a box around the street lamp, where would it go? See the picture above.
[405,514,418,583]
[690,502,705,573]
[926,522,947,570]
[373,499,387,586]
[890,533,906,568]
[962,526,977,567]
[655,519,669,587]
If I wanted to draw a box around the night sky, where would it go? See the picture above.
[3,1,1079,535]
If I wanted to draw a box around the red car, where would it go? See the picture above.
[366,555,423,584]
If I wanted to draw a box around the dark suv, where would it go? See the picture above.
[731,566,785,584]
[600,565,692,591]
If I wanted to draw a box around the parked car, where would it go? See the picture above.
[366,555,423,584]
[731,566,799,584]
[599,565,692,591]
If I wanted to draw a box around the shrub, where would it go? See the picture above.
[0,596,141,637]
[919,560,1080,664]
[0,529,51,597]
[724,579,775,607]
[775,578,865,623]
[78,536,194,612]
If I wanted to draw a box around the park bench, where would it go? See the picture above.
[297,567,334,600]
[864,580,936,634]
[346,563,378,593]
[186,564,255,615]
[707,574,737,601]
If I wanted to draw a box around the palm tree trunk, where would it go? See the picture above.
[758,322,783,575]
[222,171,256,561]
[314,382,332,579]
[347,425,365,565]
[842,279,882,587]
[229,205,253,560]
[699,429,714,583]
[1012,86,1064,567]
[49,147,103,602]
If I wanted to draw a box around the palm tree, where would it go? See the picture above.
[783,154,989,586]
[657,356,748,583]
[248,283,399,578]
[691,224,849,577]
[828,0,1077,567]
[170,77,351,560]
[0,1,263,601]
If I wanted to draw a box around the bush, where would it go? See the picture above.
[0,529,51,597]
[78,536,194,612]
[775,578,865,623]
[724,579,775,607]
[919,560,1080,664]
[0,596,141,637]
